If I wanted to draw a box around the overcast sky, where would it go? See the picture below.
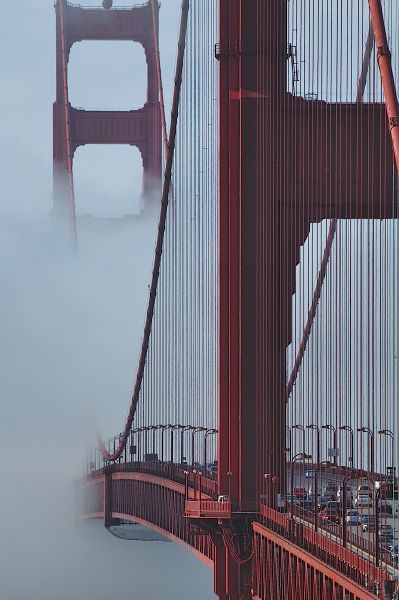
[0,1,214,598]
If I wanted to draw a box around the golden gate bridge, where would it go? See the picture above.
[54,0,399,597]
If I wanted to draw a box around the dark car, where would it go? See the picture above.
[325,500,342,514]
[379,524,394,544]
[293,486,307,497]
[318,495,335,510]
[286,493,300,506]
[319,508,340,524]
[361,514,377,532]
[324,480,338,493]
[299,496,316,511]
[387,545,398,565]
[345,509,361,525]
[379,524,393,535]
[379,500,393,515]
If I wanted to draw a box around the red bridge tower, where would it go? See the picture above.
[53,0,162,224]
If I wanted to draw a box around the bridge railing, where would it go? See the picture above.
[185,499,258,519]
[185,500,232,519]
[288,501,396,568]
[88,460,218,499]
[261,504,389,595]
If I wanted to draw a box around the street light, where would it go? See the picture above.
[289,452,313,518]
[292,424,306,457]
[307,425,321,463]
[204,428,218,472]
[322,424,338,466]
[378,429,394,480]
[307,425,321,531]
[180,425,194,465]
[264,473,280,507]
[191,427,207,467]
[357,427,375,478]
[170,425,185,464]
[341,470,359,548]
[375,485,382,567]
[339,425,354,470]
[286,426,292,461]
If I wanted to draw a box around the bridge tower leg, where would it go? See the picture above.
[214,541,251,600]
[53,0,162,224]
[217,2,288,596]
[218,0,287,513]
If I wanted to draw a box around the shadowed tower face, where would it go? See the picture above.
[53,0,162,223]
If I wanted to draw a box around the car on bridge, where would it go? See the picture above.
[293,486,307,497]
[144,453,159,462]
[354,494,373,508]
[379,524,394,542]
[319,508,340,524]
[325,500,342,513]
[379,500,393,515]
[345,509,361,525]
[361,514,377,532]
[337,484,354,502]
[305,469,316,479]
[387,544,398,565]
[298,496,316,511]
[324,481,338,496]
[317,495,336,510]
[357,483,373,498]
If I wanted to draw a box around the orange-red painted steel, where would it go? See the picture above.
[78,2,399,598]
[368,0,399,174]
[82,467,215,568]
[53,0,162,221]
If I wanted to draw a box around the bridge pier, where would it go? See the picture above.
[214,541,252,600]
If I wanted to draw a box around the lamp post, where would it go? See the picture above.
[147,425,155,456]
[169,425,186,465]
[292,424,306,458]
[264,473,280,508]
[341,471,354,548]
[264,473,271,507]
[191,427,207,467]
[289,453,313,518]
[307,425,321,531]
[204,428,218,473]
[180,425,194,465]
[339,425,354,470]
[378,429,394,479]
[357,427,375,479]
[375,486,381,567]
[322,424,337,466]
[144,426,150,460]
[286,426,292,462]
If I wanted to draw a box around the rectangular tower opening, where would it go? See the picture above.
[68,41,147,110]
[73,144,143,217]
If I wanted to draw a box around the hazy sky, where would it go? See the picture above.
[0,1,214,598]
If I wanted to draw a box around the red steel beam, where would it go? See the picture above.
[368,0,399,174]
[253,522,379,600]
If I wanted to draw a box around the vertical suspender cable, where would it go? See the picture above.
[286,8,377,400]
[99,0,190,462]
